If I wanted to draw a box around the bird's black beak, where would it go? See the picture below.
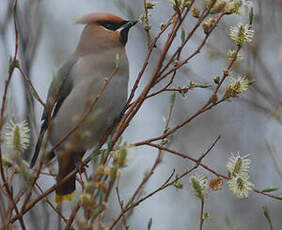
[125,20,138,29]
[119,20,138,46]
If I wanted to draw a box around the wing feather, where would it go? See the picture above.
[30,55,78,168]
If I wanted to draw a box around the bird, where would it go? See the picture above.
[30,12,137,203]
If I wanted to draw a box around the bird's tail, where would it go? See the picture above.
[55,152,76,203]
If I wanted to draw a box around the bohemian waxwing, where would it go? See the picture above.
[30,12,137,202]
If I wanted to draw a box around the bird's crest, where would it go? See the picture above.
[75,12,125,25]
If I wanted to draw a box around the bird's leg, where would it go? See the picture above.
[74,153,88,170]
[79,155,84,183]
[116,111,124,123]
[79,159,83,183]
[83,167,88,180]
[81,152,88,180]
[73,153,84,184]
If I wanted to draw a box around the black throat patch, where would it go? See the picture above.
[119,27,130,46]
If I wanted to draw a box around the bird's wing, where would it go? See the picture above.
[30,55,78,168]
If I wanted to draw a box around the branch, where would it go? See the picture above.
[0,1,26,229]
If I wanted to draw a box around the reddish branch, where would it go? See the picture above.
[108,135,221,229]
[199,199,205,230]
[0,1,27,229]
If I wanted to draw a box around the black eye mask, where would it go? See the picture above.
[97,20,128,31]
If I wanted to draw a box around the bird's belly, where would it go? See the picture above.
[50,76,128,152]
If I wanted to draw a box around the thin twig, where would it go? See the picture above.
[199,199,205,230]
[0,1,26,229]
[127,93,175,207]
[115,184,127,228]
[140,138,228,179]
[109,134,220,229]
[108,166,195,230]
[16,65,46,108]
[64,203,80,230]
[35,183,67,223]
[143,0,152,48]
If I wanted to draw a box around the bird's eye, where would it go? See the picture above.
[103,23,115,30]
[98,21,119,31]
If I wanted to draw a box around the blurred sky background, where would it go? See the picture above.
[1,0,282,229]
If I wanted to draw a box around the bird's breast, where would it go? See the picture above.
[72,49,129,83]
[50,51,129,152]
